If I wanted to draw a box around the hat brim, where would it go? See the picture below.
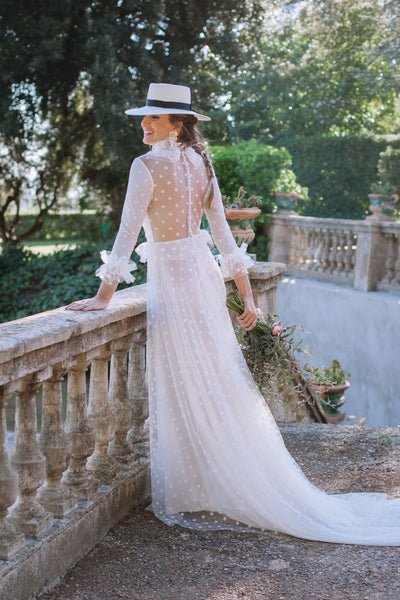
[124,106,211,121]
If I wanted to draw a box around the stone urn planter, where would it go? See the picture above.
[366,193,399,222]
[274,191,299,215]
[224,206,262,247]
[309,381,350,424]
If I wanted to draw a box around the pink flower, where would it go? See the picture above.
[272,325,282,335]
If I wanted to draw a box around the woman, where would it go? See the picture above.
[67,83,400,545]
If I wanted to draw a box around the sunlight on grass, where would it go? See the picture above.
[23,240,85,255]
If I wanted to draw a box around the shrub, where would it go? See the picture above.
[276,135,400,219]
[0,236,147,323]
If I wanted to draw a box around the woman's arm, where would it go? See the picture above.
[65,158,153,312]
[233,272,258,331]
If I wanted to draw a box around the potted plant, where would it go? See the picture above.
[367,146,400,222]
[222,186,262,248]
[306,359,350,424]
[273,169,308,214]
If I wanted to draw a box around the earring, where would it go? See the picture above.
[169,130,178,141]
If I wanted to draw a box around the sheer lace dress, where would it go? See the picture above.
[97,138,400,546]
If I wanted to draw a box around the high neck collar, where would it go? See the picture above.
[149,137,199,165]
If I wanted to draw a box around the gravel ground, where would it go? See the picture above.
[38,424,400,600]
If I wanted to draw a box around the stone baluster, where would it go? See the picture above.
[109,345,134,467]
[87,346,121,483]
[343,231,355,276]
[333,231,346,275]
[8,376,53,538]
[62,354,99,500]
[380,233,397,284]
[0,390,24,559]
[328,231,339,273]
[305,228,315,270]
[313,230,324,271]
[128,339,149,461]
[320,230,331,272]
[38,366,77,518]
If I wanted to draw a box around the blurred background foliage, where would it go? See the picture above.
[1,0,400,321]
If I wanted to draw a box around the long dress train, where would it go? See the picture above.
[97,138,400,546]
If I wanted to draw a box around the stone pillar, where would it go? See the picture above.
[38,367,77,518]
[268,215,292,264]
[8,377,53,538]
[127,341,149,461]
[0,391,24,559]
[87,348,122,483]
[62,354,99,500]
[109,347,135,467]
[354,223,387,291]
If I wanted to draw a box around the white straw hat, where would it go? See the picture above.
[125,83,211,121]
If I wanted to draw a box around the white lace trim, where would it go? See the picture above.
[150,139,200,166]
[95,250,137,285]
[135,230,214,264]
[216,243,255,278]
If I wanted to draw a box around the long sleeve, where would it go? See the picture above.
[205,177,254,278]
[96,158,154,285]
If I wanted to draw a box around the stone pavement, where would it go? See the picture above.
[38,424,400,600]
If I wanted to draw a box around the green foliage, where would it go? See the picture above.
[211,141,291,212]
[306,359,350,387]
[276,135,400,218]
[15,212,105,243]
[371,146,400,196]
[230,1,400,141]
[0,240,147,324]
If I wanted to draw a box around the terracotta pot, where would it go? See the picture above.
[274,192,299,214]
[224,207,261,247]
[310,381,350,424]
[366,193,399,222]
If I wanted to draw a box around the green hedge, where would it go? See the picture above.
[276,135,400,219]
[211,140,291,212]
[0,235,147,324]
[15,211,105,243]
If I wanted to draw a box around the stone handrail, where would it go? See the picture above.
[269,214,400,292]
[0,262,285,600]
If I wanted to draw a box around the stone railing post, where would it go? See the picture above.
[128,338,149,461]
[38,366,77,518]
[8,375,53,538]
[87,346,122,483]
[62,354,99,500]
[268,215,293,264]
[0,390,24,559]
[354,223,388,291]
[109,344,134,467]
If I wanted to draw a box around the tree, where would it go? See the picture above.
[0,0,265,244]
[229,0,400,141]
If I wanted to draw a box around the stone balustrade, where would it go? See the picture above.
[0,261,285,600]
[269,214,400,292]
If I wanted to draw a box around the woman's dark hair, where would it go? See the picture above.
[168,114,215,208]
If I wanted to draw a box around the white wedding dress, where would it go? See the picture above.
[97,138,400,546]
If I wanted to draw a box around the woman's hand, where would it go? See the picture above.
[65,296,110,311]
[65,280,118,312]
[237,296,258,332]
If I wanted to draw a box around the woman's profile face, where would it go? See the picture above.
[141,114,179,145]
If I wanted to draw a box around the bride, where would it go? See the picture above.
[67,83,400,545]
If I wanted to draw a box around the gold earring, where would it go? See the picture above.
[169,130,178,141]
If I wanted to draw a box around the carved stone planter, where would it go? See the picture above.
[309,381,350,424]
[224,207,261,247]
[366,193,399,222]
[274,192,299,215]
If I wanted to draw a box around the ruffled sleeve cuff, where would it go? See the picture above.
[216,243,255,278]
[95,250,137,285]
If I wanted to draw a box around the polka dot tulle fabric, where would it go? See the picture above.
[98,138,400,545]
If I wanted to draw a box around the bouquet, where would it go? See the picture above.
[226,292,324,421]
